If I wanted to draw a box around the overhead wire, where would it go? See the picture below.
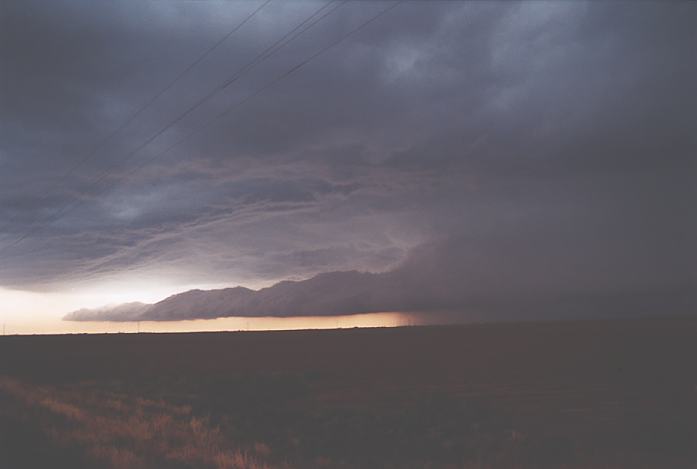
[0,0,403,261]
[0,0,272,228]
[0,0,332,256]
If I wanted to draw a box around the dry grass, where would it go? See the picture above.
[0,376,276,469]
[1,319,694,468]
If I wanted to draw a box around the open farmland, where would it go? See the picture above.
[1,317,695,468]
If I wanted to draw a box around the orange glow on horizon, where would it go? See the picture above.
[0,311,471,336]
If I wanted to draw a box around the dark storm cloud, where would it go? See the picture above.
[67,233,695,322]
[1,1,695,317]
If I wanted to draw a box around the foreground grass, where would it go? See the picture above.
[0,376,275,469]
[1,318,694,468]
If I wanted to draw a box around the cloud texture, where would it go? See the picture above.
[66,234,695,321]
[1,1,695,319]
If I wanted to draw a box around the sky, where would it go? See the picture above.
[1,0,695,330]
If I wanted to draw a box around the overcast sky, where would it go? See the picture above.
[1,0,695,324]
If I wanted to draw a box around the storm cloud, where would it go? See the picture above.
[66,234,696,322]
[1,1,695,319]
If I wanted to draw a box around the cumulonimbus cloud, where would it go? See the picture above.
[3,1,695,320]
[65,235,696,322]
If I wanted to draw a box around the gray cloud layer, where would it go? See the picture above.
[66,235,695,321]
[2,1,695,317]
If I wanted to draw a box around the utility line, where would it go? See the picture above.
[0,1,402,260]
[61,0,273,178]
[1,0,272,230]
[0,0,342,257]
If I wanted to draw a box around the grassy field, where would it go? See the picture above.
[0,317,695,468]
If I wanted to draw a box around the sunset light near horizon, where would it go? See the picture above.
[0,0,693,332]
[1,2,694,467]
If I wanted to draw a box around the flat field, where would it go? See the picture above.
[0,317,695,468]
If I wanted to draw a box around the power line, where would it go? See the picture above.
[0,0,343,258]
[62,0,273,178]
[221,0,345,88]
[157,0,403,161]
[0,0,271,230]
[0,0,402,262]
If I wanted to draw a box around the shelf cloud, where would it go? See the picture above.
[65,235,695,321]
[1,1,695,320]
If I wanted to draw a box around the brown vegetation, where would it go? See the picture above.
[0,317,695,468]
[0,376,275,468]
